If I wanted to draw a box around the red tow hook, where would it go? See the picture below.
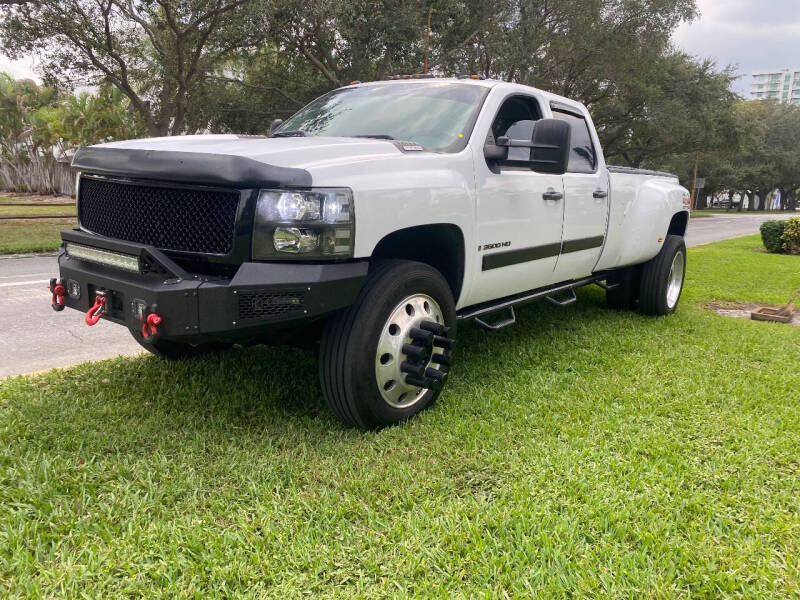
[49,278,66,312]
[141,312,162,339]
[85,293,107,326]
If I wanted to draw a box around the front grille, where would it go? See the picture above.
[78,177,240,254]
[238,291,305,321]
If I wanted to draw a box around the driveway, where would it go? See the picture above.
[1,212,796,378]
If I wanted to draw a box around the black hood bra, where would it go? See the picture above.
[72,147,312,189]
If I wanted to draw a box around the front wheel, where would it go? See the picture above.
[319,260,456,429]
[639,234,686,316]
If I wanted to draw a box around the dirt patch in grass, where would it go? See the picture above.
[707,300,800,326]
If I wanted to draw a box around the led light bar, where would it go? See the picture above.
[65,243,140,273]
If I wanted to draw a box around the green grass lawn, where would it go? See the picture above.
[0,194,73,205]
[0,194,76,253]
[0,205,76,218]
[0,218,75,254]
[1,235,799,598]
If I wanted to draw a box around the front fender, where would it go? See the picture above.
[305,151,478,302]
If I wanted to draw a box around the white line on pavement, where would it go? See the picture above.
[0,273,51,280]
[0,280,46,288]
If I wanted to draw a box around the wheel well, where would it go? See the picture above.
[668,211,689,237]
[371,224,465,301]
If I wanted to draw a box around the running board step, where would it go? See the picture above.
[475,306,516,331]
[545,288,577,306]
[594,279,620,291]
[457,274,604,324]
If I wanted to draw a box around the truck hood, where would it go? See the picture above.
[96,134,406,171]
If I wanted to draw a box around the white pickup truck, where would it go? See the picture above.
[53,76,690,429]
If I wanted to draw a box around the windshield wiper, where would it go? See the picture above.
[353,134,395,140]
[271,130,308,138]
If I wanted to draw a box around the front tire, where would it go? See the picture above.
[639,235,686,315]
[319,260,456,429]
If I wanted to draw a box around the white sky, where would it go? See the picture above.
[673,0,800,95]
[3,1,799,97]
[0,53,38,81]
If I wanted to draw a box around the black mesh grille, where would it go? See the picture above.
[238,291,305,321]
[78,177,240,254]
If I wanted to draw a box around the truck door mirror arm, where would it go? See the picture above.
[483,142,509,162]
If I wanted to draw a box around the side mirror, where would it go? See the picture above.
[269,119,284,135]
[528,118,570,174]
[494,118,571,174]
[484,142,508,162]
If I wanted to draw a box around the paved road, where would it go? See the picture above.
[685,211,795,247]
[0,254,143,378]
[1,212,796,378]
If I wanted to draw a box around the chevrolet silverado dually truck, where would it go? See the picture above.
[51,76,690,429]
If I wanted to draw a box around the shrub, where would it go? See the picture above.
[760,220,786,253]
[781,217,800,255]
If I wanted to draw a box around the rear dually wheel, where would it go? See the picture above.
[638,234,686,316]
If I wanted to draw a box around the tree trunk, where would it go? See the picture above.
[727,190,734,211]
[787,189,798,211]
[746,191,756,211]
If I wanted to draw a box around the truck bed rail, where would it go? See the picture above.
[607,165,678,179]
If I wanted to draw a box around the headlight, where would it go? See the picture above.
[253,188,354,259]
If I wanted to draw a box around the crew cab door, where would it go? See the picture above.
[468,94,565,306]
[550,105,609,279]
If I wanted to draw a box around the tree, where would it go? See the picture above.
[0,0,268,135]
[261,0,735,169]
[764,102,800,210]
[0,72,143,193]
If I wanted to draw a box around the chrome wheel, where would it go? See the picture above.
[666,250,685,309]
[375,294,450,408]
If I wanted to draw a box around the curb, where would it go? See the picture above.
[0,252,59,259]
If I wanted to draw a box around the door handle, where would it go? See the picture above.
[542,190,563,201]
[593,189,608,199]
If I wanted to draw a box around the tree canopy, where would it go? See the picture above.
[0,0,798,204]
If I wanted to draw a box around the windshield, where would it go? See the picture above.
[278,82,488,152]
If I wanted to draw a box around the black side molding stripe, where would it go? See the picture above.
[561,235,605,254]
[482,235,605,271]
[482,242,561,271]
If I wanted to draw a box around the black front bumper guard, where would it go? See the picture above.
[56,229,368,344]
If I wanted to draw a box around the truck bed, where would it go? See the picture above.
[594,166,686,272]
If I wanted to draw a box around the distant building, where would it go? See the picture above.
[750,69,800,104]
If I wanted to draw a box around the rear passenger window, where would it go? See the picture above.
[553,110,596,173]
